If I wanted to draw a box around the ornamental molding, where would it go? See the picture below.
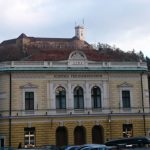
[68,50,87,67]
[69,50,87,60]
[20,83,38,89]
[117,82,133,88]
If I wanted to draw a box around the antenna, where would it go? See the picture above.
[75,21,77,27]
[82,18,85,26]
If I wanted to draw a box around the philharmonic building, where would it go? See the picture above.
[0,26,150,148]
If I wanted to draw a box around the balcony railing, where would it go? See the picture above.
[0,61,147,70]
[0,107,149,118]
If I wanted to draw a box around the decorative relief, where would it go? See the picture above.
[0,92,6,100]
[117,82,133,88]
[95,120,100,125]
[77,120,82,126]
[59,121,64,127]
[69,51,86,60]
[20,83,38,89]
[53,83,67,91]
[144,90,149,97]
[68,50,87,66]
[89,82,103,89]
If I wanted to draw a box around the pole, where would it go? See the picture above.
[140,72,146,136]
[9,72,12,147]
[108,113,112,139]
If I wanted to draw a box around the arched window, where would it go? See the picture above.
[74,86,84,109]
[55,86,66,109]
[91,86,101,108]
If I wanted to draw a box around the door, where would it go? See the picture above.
[74,126,86,145]
[56,127,68,147]
[0,138,4,148]
[92,125,104,144]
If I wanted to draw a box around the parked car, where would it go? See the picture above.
[0,147,14,150]
[38,145,60,150]
[61,145,80,150]
[105,136,150,148]
[77,144,112,150]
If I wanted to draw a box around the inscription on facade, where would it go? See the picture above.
[53,74,102,78]
[70,61,84,65]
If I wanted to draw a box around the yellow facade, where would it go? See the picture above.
[0,115,149,148]
[0,59,149,148]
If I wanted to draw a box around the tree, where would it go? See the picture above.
[146,56,150,70]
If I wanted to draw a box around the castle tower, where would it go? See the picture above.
[75,25,84,41]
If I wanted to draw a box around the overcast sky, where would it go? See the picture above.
[0,0,150,57]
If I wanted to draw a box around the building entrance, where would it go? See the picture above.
[0,138,4,148]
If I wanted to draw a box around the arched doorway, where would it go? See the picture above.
[74,126,86,145]
[56,126,68,147]
[92,125,104,144]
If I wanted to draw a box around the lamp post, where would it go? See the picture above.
[108,113,112,140]
[9,71,12,147]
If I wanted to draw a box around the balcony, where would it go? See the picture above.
[0,106,149,118]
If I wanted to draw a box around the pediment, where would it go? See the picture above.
[20,83,38,89]
[68,50,87,66]
[69,50,87,60]
[117,82,133,88]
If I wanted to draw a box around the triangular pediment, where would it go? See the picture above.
[20,83,38,89]
[117,82,133,88]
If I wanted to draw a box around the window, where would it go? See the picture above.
[25,92,34,110]
[123,124,133,137]
[147,129,150,137]
[55,86,66,109]
[148,77,150,100]
[0,137,4,148]
[24,127,35,148]
[118,82,133,110]
[74,86,84,109]
[91,86,101,108]
[21,83,37,112]
[122,90,131,108]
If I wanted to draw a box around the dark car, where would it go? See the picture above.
[105,136,150,148]
[0,147,14,150]
[39,145,60,150]
[77,144,112,150]
[61,145,80,150]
